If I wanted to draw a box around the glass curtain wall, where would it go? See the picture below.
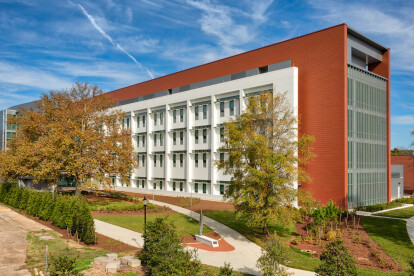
[347,65,387,208]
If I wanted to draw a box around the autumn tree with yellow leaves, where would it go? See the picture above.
[216,91,314,235]
[0,82,136,195]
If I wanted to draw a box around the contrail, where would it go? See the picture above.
[77,4,154,79]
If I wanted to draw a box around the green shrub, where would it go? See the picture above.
[140,217,202,275]
[0,182,95,244]
[219,262,234,276]
[315,239,357,276]
[394,197,414,204]
[257,236,290,276]
[49,248,79,276]
[356,201,402,212]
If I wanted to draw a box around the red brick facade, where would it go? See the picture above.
[106,24,390,207]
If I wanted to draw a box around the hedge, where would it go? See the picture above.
[0,182,95,244]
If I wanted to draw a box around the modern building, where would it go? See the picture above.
[0,24,391,208]
[391,155,414,195]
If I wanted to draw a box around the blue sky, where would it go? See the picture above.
[0,0,413,148]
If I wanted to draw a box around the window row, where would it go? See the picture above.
[137,152,226,168]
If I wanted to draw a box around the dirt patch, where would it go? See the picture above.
[117,191,235,211]
[291,216,402,272]
[14,209,138,253]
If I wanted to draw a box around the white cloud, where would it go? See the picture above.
[0,61,72,90]
[392,115,414,125]
[185,0,273,55]
[76,4,154,79]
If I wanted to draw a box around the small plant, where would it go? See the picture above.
[49,248,78,276]
[325,230,336,241]
[291,236,301,245]
[354,237,360,244]
[257,236,291,276]
[315,239,357,276]
[219,262,233,276]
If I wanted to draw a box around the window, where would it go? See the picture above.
[142,155,145,167]
[111,177,115,185]
[229,100,234,116]
[154,155,157,167]
[160,133,163,146]
[203,129,207,143]
[160,181,163,190]
[173,154,177,167]
[143,115,146,127]
[137,116,140,128]
[173,182,176,191]
[180,154,184,167]
[195,183,198,193]
[126,117,130,129]
[220,127,224,142]
[154,134,157,146]
[142,180,145,188]
[180,109,184,122]
[203,184,206,194]
[195,154,199,167]
[180,131,184,145]
[195,130,199,144]
[195,106,199,120]
[160,112,164,125]
[173,110,177,123]
[220,102,225,117]
[220,184,224,195]
[173,132,177,145]
[137,136,140,146]
[220,152,225,161]
[153,182,156,189]
[203,105,207,119]
[203,153,207,168]
[180,182,183,192]
[142,135,146,147]
[160,155,163,167]
[154,113,157,126]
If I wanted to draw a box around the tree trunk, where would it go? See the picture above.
[263,224,270,236]
[75,179,81,197]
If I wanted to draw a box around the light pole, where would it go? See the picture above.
[143,196,148,234]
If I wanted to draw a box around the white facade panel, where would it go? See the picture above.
[115,67,299,199]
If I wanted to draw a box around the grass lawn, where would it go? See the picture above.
[94,213,212,237]
[203,210,413,275]
[376,206,414,219]
[361,216,414,271]
[202,210,321,271]
[26,230,114,274]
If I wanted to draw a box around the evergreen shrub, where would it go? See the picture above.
[0,182,95,244]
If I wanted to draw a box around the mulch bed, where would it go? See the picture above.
[182,231,235,252]
[90,209,176,216]
[117,191,235,211]
[291,216,402,272]
[15,209,138,253]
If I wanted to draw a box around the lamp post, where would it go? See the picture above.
[143,196,148,234]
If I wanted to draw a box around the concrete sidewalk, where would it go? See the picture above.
[94,199,314,275]
[150,199,314,276]
[0,205,51,276]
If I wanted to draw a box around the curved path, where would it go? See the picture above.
[95,197,314,276]
[356,204,414,245]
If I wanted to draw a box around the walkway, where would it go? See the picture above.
[0,205,51,276]
[356,204,414,245]
[94,199,314,275]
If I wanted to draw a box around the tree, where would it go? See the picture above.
[216,91,314,235]
[139,217,202,275]
[257,235,291,276]
[0,82,136,195]
[315,239,357,276]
